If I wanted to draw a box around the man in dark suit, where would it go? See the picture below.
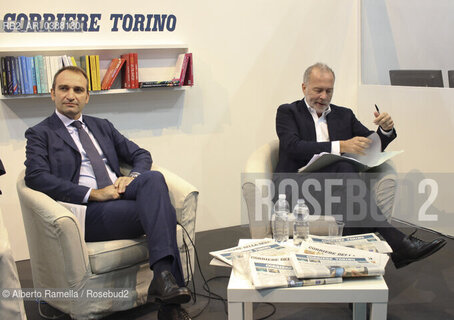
[275,62,446,269]
[24,66,191,320]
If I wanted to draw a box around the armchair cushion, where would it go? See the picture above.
[87,237,149,274]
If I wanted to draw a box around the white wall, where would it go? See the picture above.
[361,0,454,86]
[359,0,454,236]
[0,0,360,261]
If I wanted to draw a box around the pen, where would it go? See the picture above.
[375,104,380,114]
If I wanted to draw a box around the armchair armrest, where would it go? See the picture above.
[151,165,199,240]
[16,171,90,289]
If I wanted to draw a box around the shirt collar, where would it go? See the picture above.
[55,109,84,127]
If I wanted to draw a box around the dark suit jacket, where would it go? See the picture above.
[275,99,396,173]
[24,112,152,204]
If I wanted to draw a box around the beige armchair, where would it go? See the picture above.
[16,165,198,320]
[242,140,397,238]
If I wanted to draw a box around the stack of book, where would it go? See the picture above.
[80,55,102,91]
[1,55,77,95]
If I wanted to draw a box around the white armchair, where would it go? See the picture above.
[242,140,397,238]
[16,165,198,320]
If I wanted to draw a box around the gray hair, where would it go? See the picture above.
[303,63,335,84]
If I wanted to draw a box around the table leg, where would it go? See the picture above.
[370,302,387,320]
[228,301,253,320]
[353,303,367,320]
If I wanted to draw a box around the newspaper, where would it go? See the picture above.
[299,242,389,269]
[298,133,403,173]
[249,255,342,290]
[290,253,385,279]
[209,239,290,266]
[308,233,393,253]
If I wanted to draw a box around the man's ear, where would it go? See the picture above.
[301,83,306,95]
[50,89,55,101]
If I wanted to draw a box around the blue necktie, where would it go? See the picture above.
[71,120,112,188]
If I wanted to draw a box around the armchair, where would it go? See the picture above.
[16,165,198,320]
[242,140,397,238]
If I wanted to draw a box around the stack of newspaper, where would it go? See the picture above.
[210,234,391,290]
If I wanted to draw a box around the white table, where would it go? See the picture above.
[225,240,388,320]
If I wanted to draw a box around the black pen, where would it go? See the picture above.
[375,104,380,114]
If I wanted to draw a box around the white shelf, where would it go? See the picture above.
[0,86,186,100]
[0,44,189,100]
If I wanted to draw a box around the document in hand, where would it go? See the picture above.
[298,132,403,173]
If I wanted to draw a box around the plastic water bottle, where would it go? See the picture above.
[293,199,310,246]
[272,194,290,243]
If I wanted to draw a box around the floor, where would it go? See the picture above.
[17,222,453,320]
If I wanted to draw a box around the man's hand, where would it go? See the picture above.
[340,136,372,155]
[113,176,135,194]
[374,112,394,132]
[89,185,121,202]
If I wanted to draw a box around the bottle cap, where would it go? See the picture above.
[279,194,286,200]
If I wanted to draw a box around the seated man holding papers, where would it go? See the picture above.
[274,62,446,269]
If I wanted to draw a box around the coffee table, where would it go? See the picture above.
[225,239,389,320]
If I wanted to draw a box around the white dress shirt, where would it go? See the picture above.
[304,98,393,155]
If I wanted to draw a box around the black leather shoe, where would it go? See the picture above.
[158,304,192,320]
[391,231,446,269]
[148,270,191,304]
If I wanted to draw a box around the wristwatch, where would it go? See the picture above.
[128,172,141,179]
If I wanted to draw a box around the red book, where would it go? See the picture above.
[172,53,193,86]
[121,54,131,88]
[129,53,136,89]
[101,58,126,90]
[183,53,193,86]
[133,52,139,88]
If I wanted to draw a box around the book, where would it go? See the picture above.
[15,56,23,94]
[34,56,42,94]
[184,53,193,86]
[133,52,139,88]
[139,80,180,88]
[129,53,138,89]
[298,133,403,173]
[101,58,125,90]
[89,55,100,91]
[80,55,91,91]
[94,55,101,90]
[30,57,38,94]
[121,53,131,88]
[26,57,34,94]
[44,56,52,93]
[172,53,193,86]
[5,57,14,94]
[1,57,6,95]
[36,55,48,93]
[70,56,77,66]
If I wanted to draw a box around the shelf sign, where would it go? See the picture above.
[0,13,177,33]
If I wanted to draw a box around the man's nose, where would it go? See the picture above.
[66,89,75,99]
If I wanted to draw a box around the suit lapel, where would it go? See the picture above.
[326,106,341,140]
[49,113,79,152]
